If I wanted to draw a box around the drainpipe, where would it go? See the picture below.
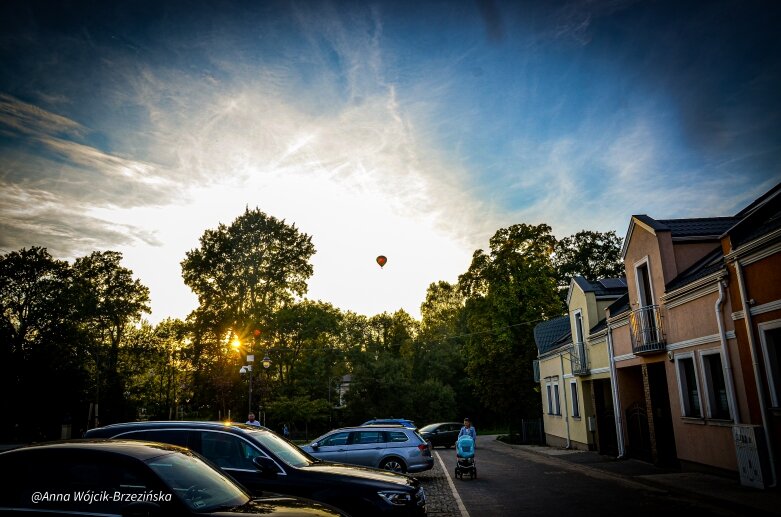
[560,352,572,449]
[607,322,626,458]
[735,260,777,487]
[715,280,740,424]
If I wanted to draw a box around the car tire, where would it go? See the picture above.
[379,457,406,473]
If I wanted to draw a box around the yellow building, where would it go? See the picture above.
[534,277,627,452]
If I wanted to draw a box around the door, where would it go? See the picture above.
[346,430,386,467]
[648,362,678,466]
[312,431,351,462]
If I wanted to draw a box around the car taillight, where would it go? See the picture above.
[418,443,430,455]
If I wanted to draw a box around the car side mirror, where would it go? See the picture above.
[122,501,161,516]
[252,456,280,476]
[310,441,319,449]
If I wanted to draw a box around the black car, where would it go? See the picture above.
[0,440,345,516]
[418,423,463,448]
[85,421,427,516]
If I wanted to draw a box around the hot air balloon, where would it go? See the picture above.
[376,255,387,268]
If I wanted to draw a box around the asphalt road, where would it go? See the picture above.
[434,438,742,517]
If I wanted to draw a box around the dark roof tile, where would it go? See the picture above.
[534,316,571,355]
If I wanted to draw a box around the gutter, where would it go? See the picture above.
[735,260,777,487]
[559,352,572,449]
[715,280,740,423]
[606,320,626,458]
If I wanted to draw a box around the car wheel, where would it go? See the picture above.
[380,457,406,473]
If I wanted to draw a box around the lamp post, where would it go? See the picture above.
[239,354,255,415]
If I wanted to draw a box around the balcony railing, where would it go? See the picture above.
[629,304,666,354]
[570,341,589,375]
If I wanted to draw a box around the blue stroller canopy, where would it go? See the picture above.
[457,435,475,458]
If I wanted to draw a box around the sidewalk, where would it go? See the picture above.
[499,440,781,516]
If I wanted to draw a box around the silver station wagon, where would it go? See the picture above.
[301,425,434,473]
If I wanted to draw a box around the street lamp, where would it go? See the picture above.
[239,354,255,416]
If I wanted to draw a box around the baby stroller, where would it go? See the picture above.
[455,435,476,479]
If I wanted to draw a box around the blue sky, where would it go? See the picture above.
[1,0,779,322]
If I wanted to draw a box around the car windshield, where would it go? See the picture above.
[247,429,314,468]
[419,424,439,433]
[146,451,248,512]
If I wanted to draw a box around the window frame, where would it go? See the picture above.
[698,348,731,420]
[675,352,703,418]
[570,379,580,418]
[545,380,553,415]
[633,256,656,308]
[759,319,781,408]
[553,380,561,416]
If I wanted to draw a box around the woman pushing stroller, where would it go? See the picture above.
[455,417,477,479]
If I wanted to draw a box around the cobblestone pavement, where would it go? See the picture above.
[410,450,462,516]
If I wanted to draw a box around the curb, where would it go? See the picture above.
[492,439,779,517]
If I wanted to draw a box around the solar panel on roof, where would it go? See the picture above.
[599,278,627,289]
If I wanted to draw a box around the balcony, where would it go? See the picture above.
[570,342,589,375]
[629,304,666,354]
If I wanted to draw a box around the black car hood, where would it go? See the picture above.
[212,495,345,516]
[302,462,418,488]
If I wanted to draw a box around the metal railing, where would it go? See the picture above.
[629,304,666,354]
[570,341,590,375]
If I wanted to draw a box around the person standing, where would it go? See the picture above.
[458,417,477,445]
[246,413,261,427]
[283,424,290,438]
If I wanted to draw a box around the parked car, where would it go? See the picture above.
[85,421,426,516]
[301,426,433,473]
[361,418,416,429]
[0,439,345,516]
[418,423,463,448]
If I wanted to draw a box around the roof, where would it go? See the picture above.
[666,247,726,291]
[622,215,740,258]
[0,439,187,460]
[572,276,627,297]
[84,420,271,437]
[590,317,608,334]
[606,293,630,318]
[534,316,571,355]
[722,182,781,248]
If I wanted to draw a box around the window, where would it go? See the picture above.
[553,381,561,415]
[124,429,190,448]
[675,354,702,418]
[198,432,260,470]
[546,381,553,414]
[352,431,382,444]
[700,350,731,420]
[320,431,350,446]
[386,431,409,443]
[636,260,654,307]
[759,321,781,407]
[570,380,580,418]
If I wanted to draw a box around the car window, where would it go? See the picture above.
[199,432,258,470]
[385,431,409,443]
[320,431,350,446]
[123,429,190,448]
[352,431,382,444]
[0,450,168,513]
[247,429,312,468]
[146,450,248,511]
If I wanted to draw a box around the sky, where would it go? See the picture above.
[1,0,779,323]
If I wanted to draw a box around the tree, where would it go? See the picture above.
[458,224,562,424]
[553,230,624,292]
[0,247,83,440]
[181,207,316,334]
[72,250,150,425]
[180,208,316,421]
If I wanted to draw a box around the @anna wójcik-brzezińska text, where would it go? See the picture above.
[31,490,173,504]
